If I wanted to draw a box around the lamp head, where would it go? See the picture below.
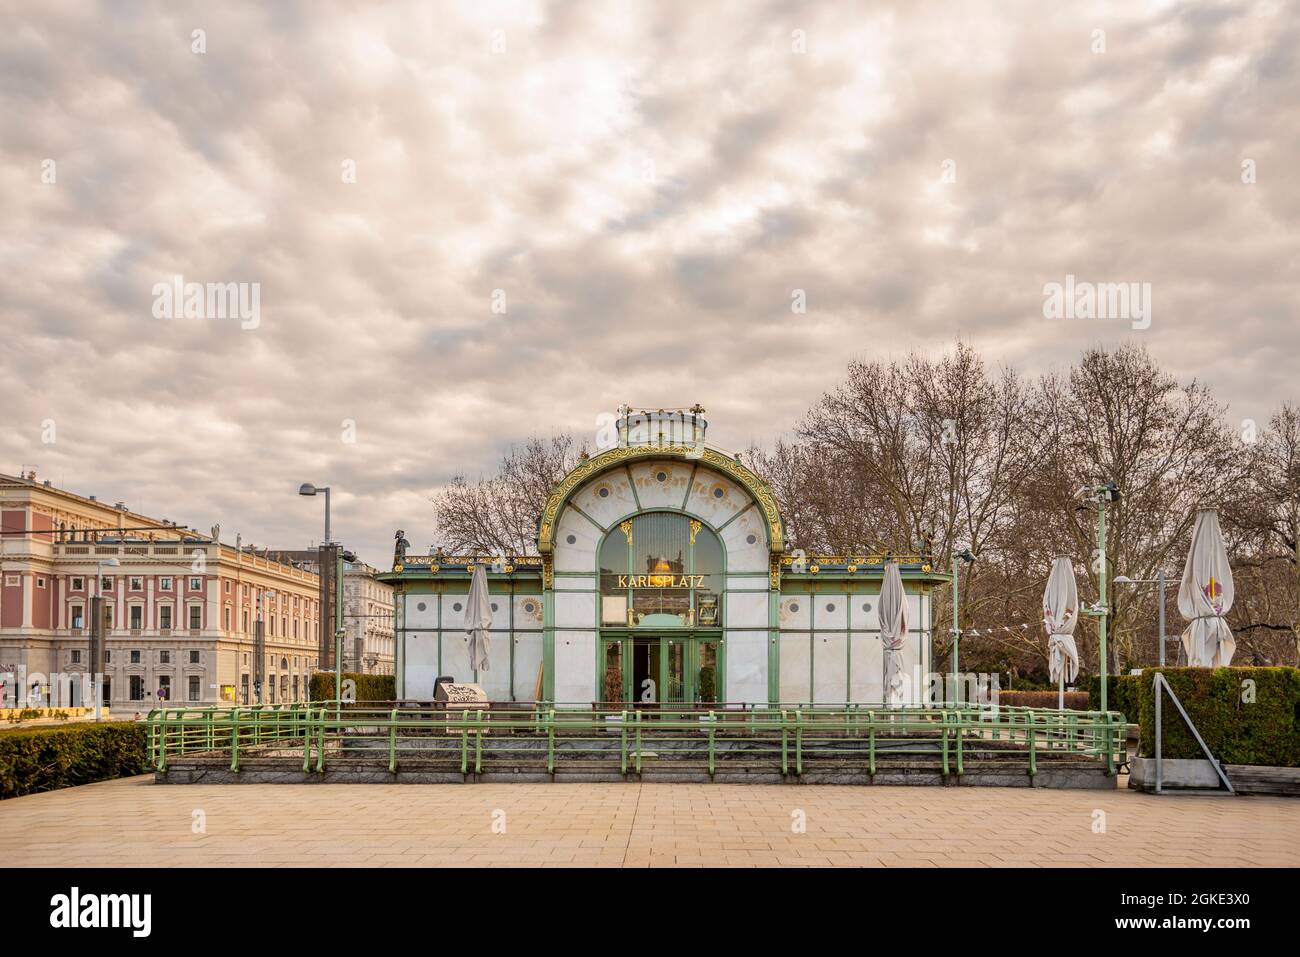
[298,483,317,497]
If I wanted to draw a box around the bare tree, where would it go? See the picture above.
[432,434,586,554]
[1031,344,1244,673]
[424,345,1296,678]
[1221,404,1300,663]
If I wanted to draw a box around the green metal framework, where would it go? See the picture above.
[147,702,1126,779]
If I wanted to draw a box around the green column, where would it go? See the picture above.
[1098,497,1109,714]
[542,586,555,703]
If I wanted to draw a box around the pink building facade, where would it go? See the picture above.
[0,471,321,710]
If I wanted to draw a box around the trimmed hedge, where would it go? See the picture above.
[997,690,1090,710]
[0,721,149,800]
[1085,675,1141,720]
[309,672,396,703]
[1134,667,1300,767]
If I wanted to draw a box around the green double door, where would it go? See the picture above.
[603,633,720,706]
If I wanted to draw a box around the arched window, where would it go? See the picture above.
[599,512,722,627]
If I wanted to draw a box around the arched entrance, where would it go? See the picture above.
[596,511,724,705]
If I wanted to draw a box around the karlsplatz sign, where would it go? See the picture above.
[617,575,704,588]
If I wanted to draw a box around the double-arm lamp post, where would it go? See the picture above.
[1078,481,1121,712]
[950,548,976,701]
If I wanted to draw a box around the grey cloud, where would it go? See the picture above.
[1,0,1296,564]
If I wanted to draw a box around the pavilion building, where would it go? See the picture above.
[380,408,948,707]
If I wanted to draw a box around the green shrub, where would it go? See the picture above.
[1133,667,1300,767]
[1085,675,1141,719]
[602,663,623,705]
[996,690,1090,710]
[698,665,717,703]
[309,672,396,703]
[0,722,149,800]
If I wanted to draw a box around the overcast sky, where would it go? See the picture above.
[1,0,1295,566]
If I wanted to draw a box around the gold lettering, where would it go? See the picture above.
[617,573,710,589]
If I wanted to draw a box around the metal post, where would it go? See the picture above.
[1155,671,1163,793]
[950,555,960,704]
[1097,494,1109,714]
[1157,569,1166,667]
[335,548,344,719]
[90,593,103,723]
[254,597,265,705]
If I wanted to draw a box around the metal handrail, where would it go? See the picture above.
[145,701,1125,778]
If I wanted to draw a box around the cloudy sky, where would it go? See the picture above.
[1,0,1295,566]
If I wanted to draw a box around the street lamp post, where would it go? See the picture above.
[298,483,345,711]
[1079,482,1120,713]
[298,483,331,545]
[92,556,120,722]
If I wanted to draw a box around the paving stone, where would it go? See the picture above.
[0,774,1295,867]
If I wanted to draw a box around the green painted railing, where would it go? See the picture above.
[146,701,1126,779]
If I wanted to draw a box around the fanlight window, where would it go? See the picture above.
[599,512,722,627]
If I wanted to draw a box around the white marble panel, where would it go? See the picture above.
[476,647,511,701]
[850,634,884,703]
[512,632,543,701]
[683,470,750,528]
[554,630,596,704]
[627,459,694,509]
[569,469,635,528]
[405,594,440,630]
[724,631,768,705]
[777,595,811,629]
[440,630,472,683]
[513,594,544,630]
[554,591,596,630]
[779,632,811,704]
[554,508,602,573]
[814,595,848,630]
[725,590,768,629]
[848,592,880,630]
[719,507,768,572]
[812,632,849,704]
[404,632,439,699]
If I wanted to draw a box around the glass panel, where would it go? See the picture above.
[694,530,723,625]
[697,641,719,703]
[640,638,660,703]
[664,639,684,703]
[602,641,624,704]
[598,512,725,629]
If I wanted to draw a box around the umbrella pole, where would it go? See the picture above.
[1058,668,1064,711]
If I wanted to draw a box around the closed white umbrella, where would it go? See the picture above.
[879,561,908,707]
[1178,508,1236,667]
[1042,557,1080,710]
[465,563,493,674]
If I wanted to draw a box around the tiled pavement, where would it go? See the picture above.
[1,775,1296,867]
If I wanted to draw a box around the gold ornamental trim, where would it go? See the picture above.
[537,445,785,554]
[398,555,541,570]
